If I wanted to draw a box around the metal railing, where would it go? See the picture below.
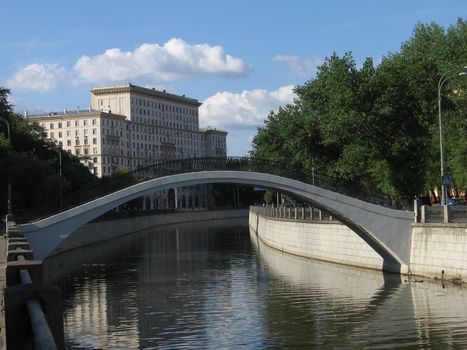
[251,205,335,222]
[13,156,396,223]
[16,255,58,350]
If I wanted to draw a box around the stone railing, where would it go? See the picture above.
[415,204,467,224]
[250,205,336,222]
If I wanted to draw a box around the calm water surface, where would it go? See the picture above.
[44,219,467,349]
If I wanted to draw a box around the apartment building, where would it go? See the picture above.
[30,84,228,209]
[90,84,227,167]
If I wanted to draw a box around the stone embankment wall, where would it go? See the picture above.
[249,208,467,280]
[249,210,385,270]
[50,209,249,256]
[411,223,467,280]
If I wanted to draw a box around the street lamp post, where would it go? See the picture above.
[45,145,63,210]
[437,68,467,205]
[0,117,12,215]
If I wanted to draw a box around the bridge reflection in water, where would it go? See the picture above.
[44,220,467,349]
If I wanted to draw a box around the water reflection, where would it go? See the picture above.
[46,220,467,349]
[251,230,467,349]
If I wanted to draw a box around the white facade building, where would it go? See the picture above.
[31,110,128,177]
[30,84,228,209]
[90,84,227,166]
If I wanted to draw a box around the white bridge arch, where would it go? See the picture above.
[19,171,414,272]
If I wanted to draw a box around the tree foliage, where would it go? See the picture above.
[0,88,99,215]
[251,19,467,202]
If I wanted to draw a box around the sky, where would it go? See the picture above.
[1,0,466,156]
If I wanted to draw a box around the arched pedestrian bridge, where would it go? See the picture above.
[16,157,414,272]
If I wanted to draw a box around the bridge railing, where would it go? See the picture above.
[13,156,396,223]
[417,204,467,223]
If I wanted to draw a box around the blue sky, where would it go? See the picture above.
[1,0,466,155]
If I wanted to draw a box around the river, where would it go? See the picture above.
[44,218,467,349]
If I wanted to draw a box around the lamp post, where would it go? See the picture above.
[0,117,12,215]
[45,145,63,210]
[437,68,467,205]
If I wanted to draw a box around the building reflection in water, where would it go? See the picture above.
[44,220,467,349]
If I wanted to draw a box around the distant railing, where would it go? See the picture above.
[13,156,397,224]
[251,205,336,222]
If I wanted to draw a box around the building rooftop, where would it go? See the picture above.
[27,110,127,120]
[91,83,202,106]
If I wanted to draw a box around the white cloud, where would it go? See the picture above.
[199,85,296,130]
[5,38,251,91]
[274,55,322,77]
[73,38,251,83]
[6,63,68,92]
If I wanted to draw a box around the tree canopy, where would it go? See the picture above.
[251,19,467,203]
[0,88,99,216]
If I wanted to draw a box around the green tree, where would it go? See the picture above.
[251,19,467,202]
[0,88,99,216]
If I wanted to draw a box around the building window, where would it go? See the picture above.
[75,120,79,126]
[67,130,71,137]
[67,140,71,146]
[75,139,80,146]
[83,120,88,126]
[92,128,97,135]
[50,132,54,138]
[93,138,97,144]
[93,148,97,154]
[66,121,71,127]
[75,130,79,137]
[49,123,54,129]
[58,122,62,128]
[92,119,97,125]
[58,132,62,138]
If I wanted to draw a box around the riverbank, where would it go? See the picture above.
[249,209,385,271]
[249,208,467,281]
